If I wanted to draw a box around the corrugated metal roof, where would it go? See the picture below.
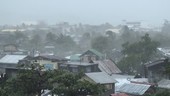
[0,55,27,64]
[96,59,121,75]
[118,83,151,95]
[85,72,117,84]
[110,74,134,92]
[158,79,170,89]
[89,49,103,57]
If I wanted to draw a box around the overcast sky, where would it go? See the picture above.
[0,0,170,25]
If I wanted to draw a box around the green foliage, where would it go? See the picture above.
[118,33,160,74]
[154,90,170,96]
[162,20,170,33]
[0,64,105,96]
[30,34,42,50]
[144,90,170,96]
[6,64,53,96]
[52,72,105,96]
[91,35,109,53]
[46,32,57,44]
[55,33,78,54]
[106,30,116,40]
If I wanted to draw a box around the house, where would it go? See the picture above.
[59,59,122,74]
[0,55,28,71]
[80,49,104,62]
[59,49,105,73]
[58,62,100,73]
[79,49,121,74]
[118,83,153,96]
[83,72,117,93]
[33,55,68,70]
[60,49,121,73]
[144,58,170,83]
[0,55,29,78]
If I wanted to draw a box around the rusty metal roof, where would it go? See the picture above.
[95,59,121,75]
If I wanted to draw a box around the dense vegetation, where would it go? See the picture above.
[118,33,160,74]
[0,64,105,96]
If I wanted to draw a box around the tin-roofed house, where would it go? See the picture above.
[59,50,102,73]
[0,54,29,78]
[83,72,117,94]
[0,55,28,70]
[58,61,100,73]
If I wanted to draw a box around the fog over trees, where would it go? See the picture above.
[1,0,170,95]
[0,20,170,57]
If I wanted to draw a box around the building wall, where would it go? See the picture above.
[58,63,100,73]
[0,63,17,69]
[36,60,58,70]
[80,51,100,62]
[5,68,18,78]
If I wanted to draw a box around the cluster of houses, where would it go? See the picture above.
[0,44,170,96]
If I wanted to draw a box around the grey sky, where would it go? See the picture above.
[0,0,170,25]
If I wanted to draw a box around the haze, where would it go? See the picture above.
[0,0,170,25]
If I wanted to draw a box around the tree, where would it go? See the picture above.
[14,31,29,48]
[106,30,116,40]
[0,64,105,96]
[0,73,8,96]
[30,34,42,50]
[5,64,53,96]
[120,25,140,44]
[120,26,132,42]
[52,71,105,96]
[46,32,56,44]
[55,33,78,55]
[144,90,170,96]
[91,35,109,53]
[79,32,91,50]
[162,19,170,33]
[118,33,160,74]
